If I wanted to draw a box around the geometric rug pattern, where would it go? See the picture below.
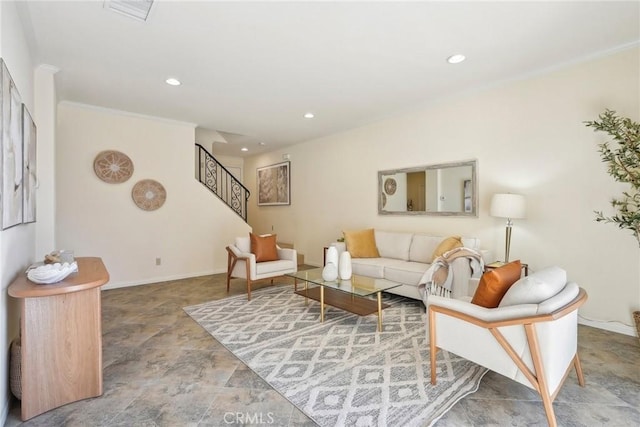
[184,285,487,426]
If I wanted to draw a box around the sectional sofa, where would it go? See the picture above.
[331,230,489,300]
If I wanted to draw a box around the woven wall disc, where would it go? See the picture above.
[94,150,134,183]
[131,179,166,211]
[384,178,397,195]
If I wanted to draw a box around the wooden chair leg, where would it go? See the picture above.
[525,324,557,427]
[246,261,252,301]
[574,353,585,387]
[429,308,438,384]
[226,249,238,294]
[226,253,232,293]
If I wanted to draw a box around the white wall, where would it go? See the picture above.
[245,47,640,332]
[212,154,244,184]
[0,1,36,423]
[34,65,58,257]
[56,103,250,288]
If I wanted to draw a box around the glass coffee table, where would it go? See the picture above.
[286,268,401,331]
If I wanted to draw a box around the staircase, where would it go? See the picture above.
[196,144,250,221]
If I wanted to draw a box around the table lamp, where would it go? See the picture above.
[490,193,526,263]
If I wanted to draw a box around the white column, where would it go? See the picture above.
[34,64,59,257]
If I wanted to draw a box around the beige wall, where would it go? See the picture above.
[56,103,251,288]
[0,1,37,422]
[245,47,640,333]
[34,65,58,257]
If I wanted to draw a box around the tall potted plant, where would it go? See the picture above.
[585,109,640,340]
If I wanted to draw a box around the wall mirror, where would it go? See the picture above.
[378,160,477,216]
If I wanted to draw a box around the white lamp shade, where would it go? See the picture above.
[490,193,526,219]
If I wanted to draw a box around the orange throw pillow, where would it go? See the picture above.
[471,260,522,308]
[250,233,278,262]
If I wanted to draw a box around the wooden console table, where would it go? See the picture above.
[8,257,110,421]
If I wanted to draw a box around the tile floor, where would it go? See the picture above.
[6,271,640,426]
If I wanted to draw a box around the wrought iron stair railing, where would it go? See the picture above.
[196,144,250,222]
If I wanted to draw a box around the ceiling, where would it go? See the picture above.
[17,1,640,157]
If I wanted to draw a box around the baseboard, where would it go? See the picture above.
[578,315,637,337]
[102,268,226,290]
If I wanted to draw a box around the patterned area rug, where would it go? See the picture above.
[184,286,486,426]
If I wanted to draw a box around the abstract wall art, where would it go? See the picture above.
[257,161,290,206]
[22,105,36,223]
[1,59,24,229]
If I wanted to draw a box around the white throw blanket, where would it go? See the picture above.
[418,247,484,300]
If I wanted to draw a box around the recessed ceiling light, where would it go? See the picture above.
[304,112,315,119]
[258,142,266,146]
[165,78,181,86]
[241,147,249,152]
[447,54,466,64]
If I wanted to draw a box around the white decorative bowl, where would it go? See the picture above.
[27,262,78,284]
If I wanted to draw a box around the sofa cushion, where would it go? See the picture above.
[384,260,430,286]
[351,257,389,278]
[408,235,443,263]
[536,282,579,314]
[235,236,251,253]
[431,236,463,261]
[499,266,567,307]
[250,233,278,262]
[471,260,522,308]
[344,228,380,258]
[374,230,413,260]
[255,259,296,275]
[461,237,480,251]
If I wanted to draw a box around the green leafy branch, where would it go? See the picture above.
[585,109,640,246]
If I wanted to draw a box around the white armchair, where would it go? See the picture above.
[226,236,297,300]
[427,267,588,427]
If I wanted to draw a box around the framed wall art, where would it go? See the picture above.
[22,105,37,223]
[1,59,24,230]
[257,161,290,206]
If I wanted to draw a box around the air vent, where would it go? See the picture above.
[104,0,154,22]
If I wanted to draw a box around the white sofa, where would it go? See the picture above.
[331,230,489,300]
